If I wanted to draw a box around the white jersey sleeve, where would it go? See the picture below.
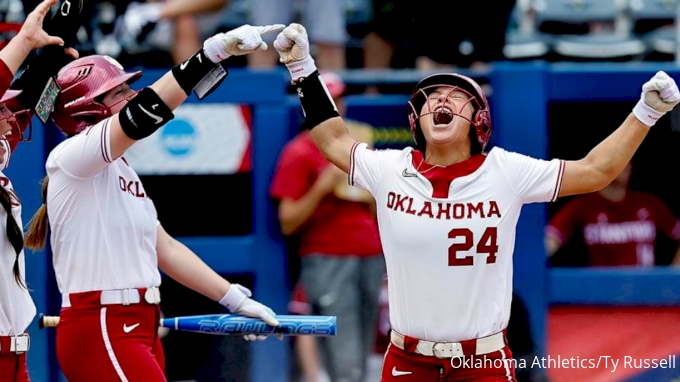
[348,142,405,195]
[494,147,565,204]
[49,118,115,178]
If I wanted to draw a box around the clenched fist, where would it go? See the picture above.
[274,23,318,82]
[203,24,285,63]
[633,71,680,127]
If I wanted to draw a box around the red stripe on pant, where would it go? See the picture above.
[57,294,164,382]
[381,343,517,382]
[0,352,29,382]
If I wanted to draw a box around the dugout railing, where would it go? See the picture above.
[11,62,680,382]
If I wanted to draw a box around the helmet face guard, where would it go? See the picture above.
[407,74,492,153]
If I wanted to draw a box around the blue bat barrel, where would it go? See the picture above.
[160,314,337,336]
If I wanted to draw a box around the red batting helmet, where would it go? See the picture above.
[52,55,142,136]
[319,71,346,99]
[408,73,491,152]
[0,90,32,143]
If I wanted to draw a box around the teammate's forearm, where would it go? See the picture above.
[279,185,328,235]
[582,114,648,185]
[157,237,231,301]
[150,71,190,111]
[0,35,32,75]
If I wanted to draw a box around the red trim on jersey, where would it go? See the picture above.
[100,119,111,163]
[551,160,566,201]
[121,157,129,166]
[349,141,360,186]
[411,150,486,198]
[237,105,252,172]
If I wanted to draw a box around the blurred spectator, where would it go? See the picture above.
[546,161,680,267]
[248,0,347,69]
[270,72,383,382]
[288,281,329,382]
[114,0,230,65]
[363,0,515,72]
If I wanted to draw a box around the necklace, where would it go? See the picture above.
[415,158,446,175]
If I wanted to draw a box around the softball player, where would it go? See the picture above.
[273,23,680,381]
[0,0,80,380]
[24,23,284,382]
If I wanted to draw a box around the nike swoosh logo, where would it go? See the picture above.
[180,60,189,70]
[123,323,140,333]
[138,104,163,124]
[402,169,417,177]
[392,367,412,376]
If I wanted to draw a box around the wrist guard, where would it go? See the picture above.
[296,70,340,130]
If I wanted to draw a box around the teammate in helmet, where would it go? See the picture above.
[274,23,680,381]
[0,0,80,380]
[24,24,284,382]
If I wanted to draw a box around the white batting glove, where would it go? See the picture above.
[203,24,285,63]
[219,283,280,341]
[632,71,680,127]
[273,23,318,82]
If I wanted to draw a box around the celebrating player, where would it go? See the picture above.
[0,0,80,380]
[24,23,284,382]
[273,23,680,381]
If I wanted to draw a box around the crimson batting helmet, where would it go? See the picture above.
[52,55,142,136]
[408,73,492,153]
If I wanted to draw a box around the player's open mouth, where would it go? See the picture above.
[432,106,454,127]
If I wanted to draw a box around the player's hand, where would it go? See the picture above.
[203,24,285,63]
[226,284,281,341]
[633,71,680,127]
[273,23,317,81]
[17,0,78,58]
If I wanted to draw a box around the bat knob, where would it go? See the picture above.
[38,313,45,330]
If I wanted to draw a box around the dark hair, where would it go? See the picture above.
[0,182,25,288]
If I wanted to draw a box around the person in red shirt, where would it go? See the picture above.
[270,72,384,382]
[546,161,680,266]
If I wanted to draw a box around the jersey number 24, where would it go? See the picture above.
[448,227,498,266]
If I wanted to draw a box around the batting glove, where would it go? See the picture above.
[632,71,680,127]
[203,24,285,63]
[273,23,318,82]
[219,283,280,341]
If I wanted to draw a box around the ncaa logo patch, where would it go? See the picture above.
[160,119,197,156]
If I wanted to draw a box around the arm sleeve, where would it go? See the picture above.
[50,118,115,178]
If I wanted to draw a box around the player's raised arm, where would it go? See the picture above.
[558,71,680,197]
[274,23,355,173]
[106,23,284,160]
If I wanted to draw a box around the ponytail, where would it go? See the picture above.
[0,180,25,288]
[25,176,49,252]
